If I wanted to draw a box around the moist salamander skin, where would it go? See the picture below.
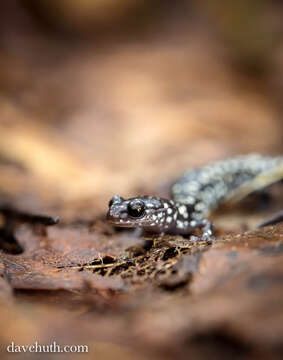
[107,154,283,240]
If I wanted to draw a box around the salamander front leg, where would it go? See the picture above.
[200,219,213,241]
[189,219,213,242]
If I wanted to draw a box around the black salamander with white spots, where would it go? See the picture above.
[107,154,283,240]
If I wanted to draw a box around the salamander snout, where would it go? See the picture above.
[107,194,126,223]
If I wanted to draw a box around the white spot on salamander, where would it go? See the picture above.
[184,182,199,192]
[185,196,195,205]
[177,220,184,229]
[178,205,187,215]
[195,202,205,211]
[182,212,188,219]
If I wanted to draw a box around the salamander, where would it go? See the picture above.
[107,154,283,240]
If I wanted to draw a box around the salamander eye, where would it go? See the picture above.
[127,200,145,218]
[108,195,123,208]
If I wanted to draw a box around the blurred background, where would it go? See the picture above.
[0,0,283,220]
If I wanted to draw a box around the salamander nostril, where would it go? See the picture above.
[108,195,124,207]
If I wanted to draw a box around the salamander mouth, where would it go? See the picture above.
[108,220,136,228]
[106,213,136,227]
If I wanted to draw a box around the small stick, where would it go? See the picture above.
[258,210,283,228]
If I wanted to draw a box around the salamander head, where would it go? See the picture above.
[107,194,176,232]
